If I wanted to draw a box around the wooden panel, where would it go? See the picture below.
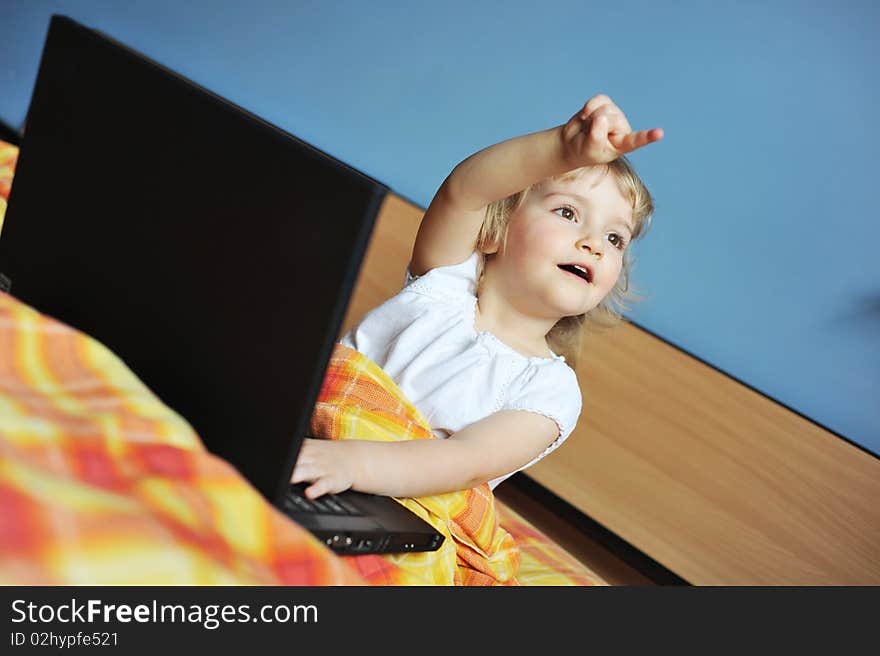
[343,193,880,585]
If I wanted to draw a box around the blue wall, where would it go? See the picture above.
[2,0,878,456]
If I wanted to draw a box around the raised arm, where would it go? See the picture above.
[291,410,559,499]
[410,126,565,276]
[410,94,663,277]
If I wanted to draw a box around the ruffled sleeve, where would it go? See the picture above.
[402,252,480,304]
[501,361,582,463]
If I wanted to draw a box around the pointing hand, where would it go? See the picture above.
[561,94,663,167]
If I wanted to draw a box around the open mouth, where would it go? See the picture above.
[558,264,592,284]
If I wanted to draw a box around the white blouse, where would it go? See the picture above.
[340,252,582,489]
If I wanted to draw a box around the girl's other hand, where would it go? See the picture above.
[290,437,360,499]
[561,94,663,167]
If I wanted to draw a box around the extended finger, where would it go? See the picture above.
[610,128,664,153]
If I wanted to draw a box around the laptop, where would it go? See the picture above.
[0,15,443,556]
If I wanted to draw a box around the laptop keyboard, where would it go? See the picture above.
[285,484,365,516]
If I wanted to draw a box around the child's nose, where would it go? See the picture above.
[577,236,603,259]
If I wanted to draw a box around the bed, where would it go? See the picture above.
[0,139,606,585]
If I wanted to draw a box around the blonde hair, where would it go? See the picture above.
[474,156,655,367]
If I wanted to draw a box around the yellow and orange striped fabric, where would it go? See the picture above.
[0,139,17,233]
[497,503,606,585]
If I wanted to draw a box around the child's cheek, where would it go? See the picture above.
[600,262,624,293]
[520,223,558,255]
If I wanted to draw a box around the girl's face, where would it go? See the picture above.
[490,169,633,320]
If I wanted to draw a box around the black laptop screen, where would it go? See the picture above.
[0,16,387,502]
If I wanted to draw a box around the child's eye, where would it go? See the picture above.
[607,233,628,250]
[553,206,577,221]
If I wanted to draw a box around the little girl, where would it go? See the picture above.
[293,94,663,499]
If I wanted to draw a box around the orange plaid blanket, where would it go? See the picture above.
[0,139,17,234]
